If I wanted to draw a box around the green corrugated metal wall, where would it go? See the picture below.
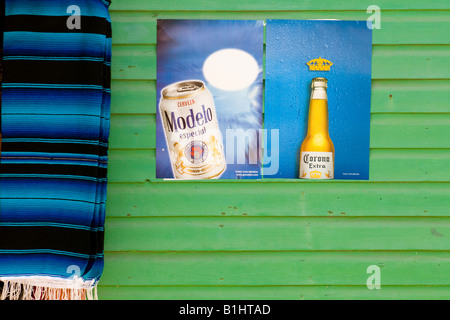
[99,0,450,299]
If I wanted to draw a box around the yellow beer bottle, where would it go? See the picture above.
[299,77,334,179]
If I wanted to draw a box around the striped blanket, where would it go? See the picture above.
[0,0,111,300]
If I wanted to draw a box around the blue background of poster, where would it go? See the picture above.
[265,20,372,180]
[156,20,264,179]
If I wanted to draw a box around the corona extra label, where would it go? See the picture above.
[159,80,226,179]
[299,77,334,179]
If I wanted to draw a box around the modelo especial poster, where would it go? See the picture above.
[156,20,264,180]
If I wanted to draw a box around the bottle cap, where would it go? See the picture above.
[311,77,328,89]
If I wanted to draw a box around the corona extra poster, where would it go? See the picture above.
[156,20,264,180]
[264,20,372,180]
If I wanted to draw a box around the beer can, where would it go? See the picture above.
[159,80,227,179]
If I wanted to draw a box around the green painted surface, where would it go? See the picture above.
[104,217,450,251]
[98,285,450,300]
[101,251,450,286]
[100,1,450,299]
[111,45,450,80]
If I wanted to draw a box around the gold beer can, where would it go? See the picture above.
[159,80,226,179]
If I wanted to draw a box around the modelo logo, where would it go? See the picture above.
[164,105,213,132]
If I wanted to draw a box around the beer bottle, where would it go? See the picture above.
[299,77,334,179]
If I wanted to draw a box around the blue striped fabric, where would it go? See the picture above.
[0,0,111,299]
[4,32,110,57]
[5,0,111,18]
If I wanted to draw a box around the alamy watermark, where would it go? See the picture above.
[367,5,381,29]
[366,265,382,290]
[67,5,81,30]
[225,128,279,176]
[67,264,81,280]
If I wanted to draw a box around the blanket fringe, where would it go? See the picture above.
[0,278,98,300]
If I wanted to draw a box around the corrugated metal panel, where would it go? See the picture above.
[99,0,450,299]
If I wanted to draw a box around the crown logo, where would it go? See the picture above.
[310,170,322,179]
[307,57,333,71]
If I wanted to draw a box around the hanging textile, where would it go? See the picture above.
[0,0,111,300]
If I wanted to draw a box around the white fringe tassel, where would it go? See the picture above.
[0,276,98,300]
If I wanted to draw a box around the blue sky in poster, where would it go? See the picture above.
[156,20,264,179]
[264,19,372,180]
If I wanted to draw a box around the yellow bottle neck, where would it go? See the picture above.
[307,89,329,135]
